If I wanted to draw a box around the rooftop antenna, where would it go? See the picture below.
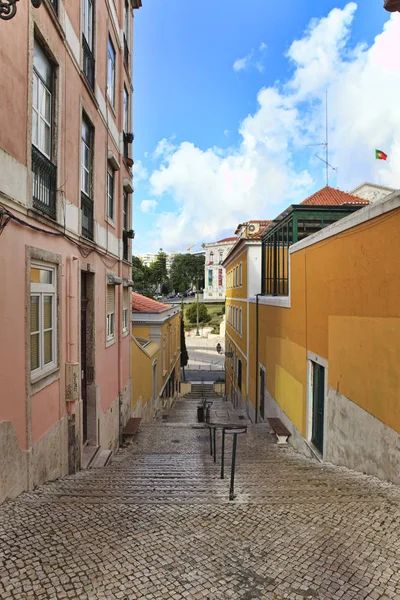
[308,90,337,186]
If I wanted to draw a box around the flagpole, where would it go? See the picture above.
[326,90,329,187]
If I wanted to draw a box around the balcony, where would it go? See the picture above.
[81,192,94,240]
[82,36,95,90]
[32,146,57,220]
[123,35,130,71]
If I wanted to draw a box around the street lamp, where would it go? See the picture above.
[1,0,42,20]
[196,279,200,336]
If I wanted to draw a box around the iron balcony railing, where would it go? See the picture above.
[123,35,130,70]
[81,191,94,240]
[82,36,95,90]
[50,0,58,14]
[32,145,57,220]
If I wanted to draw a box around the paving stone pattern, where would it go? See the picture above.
[1,395,400,599]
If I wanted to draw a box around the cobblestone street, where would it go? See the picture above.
[1,395,400,600]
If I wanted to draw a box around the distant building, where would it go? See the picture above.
[203,238,237,300]
[350,182,396,203]
[138,252,174,274]
[131,294,181,421]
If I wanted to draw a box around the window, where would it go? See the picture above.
[219,251,223,265]
[106,285,115,340]
[235,266,238,287]
[82,0,93,49]
[122,287,129,333]
[107,37,116,106]
[239,263,242,286]
[81,116,92,196]
[209,251,214,265]
[33,42,53,159]
[237,359,242,390]
[82,0,95,88]
[123,191,129,260]
[123,86,129,133]
[239,308,242,335]
[123,0,130,68]
[30,265,57,377]
[106,169,114,220]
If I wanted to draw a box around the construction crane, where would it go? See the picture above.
[186,244,195,253]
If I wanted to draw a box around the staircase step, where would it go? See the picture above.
[82,445,100,469]
[90,449,113,469]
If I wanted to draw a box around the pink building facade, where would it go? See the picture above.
[0,0,141,503]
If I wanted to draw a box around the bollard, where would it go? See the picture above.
[221,428,225,479]
[229,433,238,501]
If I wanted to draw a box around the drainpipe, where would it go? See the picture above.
[255,293,261,423]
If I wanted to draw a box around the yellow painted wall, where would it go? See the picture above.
[131,338,158,410]
[132,312,182,412]
[248,207,400,436]
[226,246,248,299]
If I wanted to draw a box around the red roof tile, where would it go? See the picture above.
[131,292,170,313]
[300,186,370,206]
[216,237,237,243]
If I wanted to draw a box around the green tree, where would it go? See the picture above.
[170,253,205,292]
[150,249,168,291]
[186,302,210,324]
[131,256,154,298]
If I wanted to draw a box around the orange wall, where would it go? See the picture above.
[248,207,400,435]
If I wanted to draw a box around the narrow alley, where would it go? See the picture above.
[1,390,400,600]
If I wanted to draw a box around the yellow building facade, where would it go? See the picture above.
[131,294,181,422]
[246,192,400,484]
[224,222,266,408]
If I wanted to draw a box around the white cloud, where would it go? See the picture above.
[140,200,158,214]
[148,5,400,250]
[153,137,177,159]
[233,56,250,72]
[233,42,267,73]
[133,160,148,183]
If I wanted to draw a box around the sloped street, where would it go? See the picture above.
[1,392,400,600]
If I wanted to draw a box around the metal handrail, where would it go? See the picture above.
[207,423,247,501]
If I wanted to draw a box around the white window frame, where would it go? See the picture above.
[81,115,92,196]
[82,0,93,49]
[123,85,129,133]
[122,287,129,333]
[107,36,116,106]
[32,43,53,160]
[30,263,57,379]
[106,285,115,342]
[106,168,114,220]
[239,308,242,335]
[239,263,242,287]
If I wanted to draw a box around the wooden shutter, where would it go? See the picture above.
[123,287,128,309]
[107,285,115,315]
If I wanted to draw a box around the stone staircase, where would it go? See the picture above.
[183,382,217,400]
[19,392,400,508]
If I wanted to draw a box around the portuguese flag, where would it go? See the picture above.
[375,149,388,161]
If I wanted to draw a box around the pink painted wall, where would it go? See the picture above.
[0,0,133,462]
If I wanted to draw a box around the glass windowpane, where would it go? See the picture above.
[31,333,40,371]
[30,296,39,332]
[43,330,53,364]
[43,296,52,329]
[31,267,52,284]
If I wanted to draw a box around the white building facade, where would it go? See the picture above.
[203,238,236,300]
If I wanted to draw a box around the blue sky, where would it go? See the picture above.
[132,1,399,254]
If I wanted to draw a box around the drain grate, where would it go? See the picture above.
[238,415,245,420]
[171,439,180,444]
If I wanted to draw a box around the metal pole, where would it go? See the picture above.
[221,428,225,479]
[209,426,213,456]
[196,278,200,336]
[213,427,216,463]
[229,433,238,501]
